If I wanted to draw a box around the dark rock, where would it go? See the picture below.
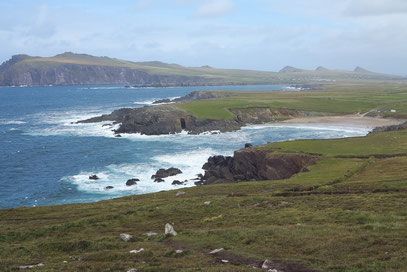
[154,178,165,183]
[202,148,317,185]
[368,121,407,135]
[126,178,139,186]
[172,180,185,185]
[105,186,114,190]
[194,180,205,186]
[115,134,122,138]
[78,92,316,136]
[153,99,171,104]
[244,143,253,148]
[172,91,231,103]
[152,167,182,179]
[89,175,99,180]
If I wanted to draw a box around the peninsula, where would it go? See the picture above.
[0,52,405,86]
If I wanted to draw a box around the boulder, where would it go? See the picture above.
[126,178,139,186]
[152,167,182,179]
[129,248,144,254]
[172,180,185,185]
[209,248,224,254]
[154,178,165,183]
[244,143,253,148]
[89,175,99,180]
[165,223,177,236]
[105,186,114,190]
[120,233,133,242]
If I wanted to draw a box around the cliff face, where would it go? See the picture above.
[79,104,312,135]
[202,148,317,184]
[79,104,242,135]
[79,90,318,135]
[0,61,208,86]
[230,107,312,123]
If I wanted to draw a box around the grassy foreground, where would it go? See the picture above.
[175,84,407,120]
[1,126,407,271]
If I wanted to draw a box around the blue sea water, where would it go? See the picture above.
[0,85,370,209]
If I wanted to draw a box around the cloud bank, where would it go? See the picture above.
[0,0,405,75]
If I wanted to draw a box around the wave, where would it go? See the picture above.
[133,96,181,105]
[61,147,222,195]
[0,120,27,125]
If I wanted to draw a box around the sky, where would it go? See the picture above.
[0,0,406,75]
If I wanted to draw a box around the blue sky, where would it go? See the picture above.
[0,0,406,75]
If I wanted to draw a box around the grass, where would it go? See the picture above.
[1,126,407,271]
[175,84,407,120]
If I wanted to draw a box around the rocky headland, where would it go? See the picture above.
[78,91,315,135]
[200,145,317,185]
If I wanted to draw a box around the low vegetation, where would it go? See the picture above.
[1,124,407,271]
[175,84,407,120]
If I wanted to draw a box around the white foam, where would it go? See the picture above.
[61,147,224,195]
[242,123,369,135]
[25,107,121,137]
[0,120,26,125]
[133,96,181,105]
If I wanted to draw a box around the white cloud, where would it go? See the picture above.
[196,0,234,17]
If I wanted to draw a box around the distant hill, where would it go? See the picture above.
[354,66,374,73]
[279,66,304,73]
[0,52,404,86]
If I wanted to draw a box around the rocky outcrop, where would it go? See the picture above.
[152,168,182,180]
[202,147,316,184]
[230,107,309,124]
[368,121,407,135]
[79,104,242,135]
[126,178,139,186]
[153,91,231,104]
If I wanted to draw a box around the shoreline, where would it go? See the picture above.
[275,115,404,129]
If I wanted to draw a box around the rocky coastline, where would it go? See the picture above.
[200,145,317,185]
[78,91,315,135]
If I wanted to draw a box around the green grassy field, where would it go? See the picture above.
[1,126,407,271]
[175,84,407,120]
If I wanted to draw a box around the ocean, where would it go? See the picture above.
[0,85,370,209]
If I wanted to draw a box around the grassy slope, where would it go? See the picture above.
[1,128,407,271]
[12,53,406,85]
[175,84,407,120]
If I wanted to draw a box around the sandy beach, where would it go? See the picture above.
[278,115,405,129]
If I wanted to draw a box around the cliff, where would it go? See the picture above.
[79,91,314,135]
[0,52,405,86]
[0,55,209,86]
[201,147,317,184]
[79,104,242,135]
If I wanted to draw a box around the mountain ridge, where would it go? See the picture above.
[0,52,404,86]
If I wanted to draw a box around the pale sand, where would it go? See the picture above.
[277,115,405,129]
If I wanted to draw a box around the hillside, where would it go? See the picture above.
[0,52,405,86]
[1,126,407,271]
